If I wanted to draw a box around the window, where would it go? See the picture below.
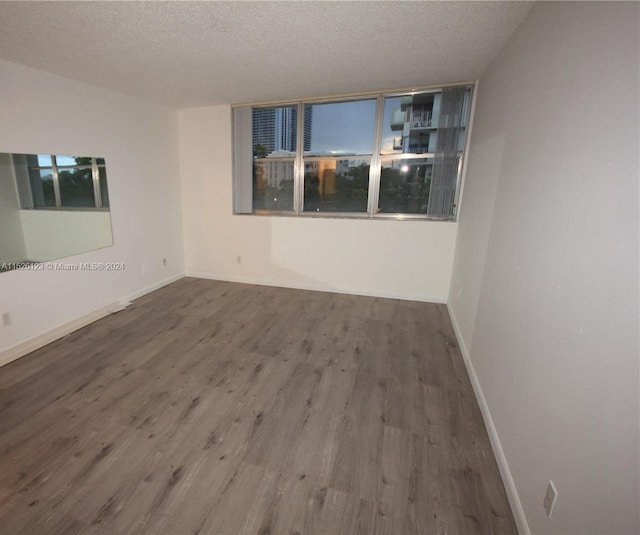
[23,154,109,209]
[303,99,375,213]
[233,83,473,220]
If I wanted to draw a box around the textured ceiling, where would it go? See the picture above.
[0,1,533,108]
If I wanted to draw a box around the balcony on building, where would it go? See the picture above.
[409,110,433,129]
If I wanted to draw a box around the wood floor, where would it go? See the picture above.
[0,278,516,534]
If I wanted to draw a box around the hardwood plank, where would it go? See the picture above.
[327,318,389,503]
[253,471,376,535]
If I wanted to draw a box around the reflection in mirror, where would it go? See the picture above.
[0,153,113,272]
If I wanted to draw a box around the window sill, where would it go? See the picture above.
[25,207,110,213]
[234,211,457,222]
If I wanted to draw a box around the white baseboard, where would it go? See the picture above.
[0,305,113,369]
[0,272,185,369]
[125,273,184,302]
[446,302,530,535]
[186,271,447,304]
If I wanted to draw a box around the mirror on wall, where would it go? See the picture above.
[0,152,113,272]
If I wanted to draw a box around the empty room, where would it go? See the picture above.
[0,1,638,534]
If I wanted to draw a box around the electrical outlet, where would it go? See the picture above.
[141,264,146,275]
[162,258,167,267]
[543,480,558,518]
[236,255,242,264]
[2,312,11,327]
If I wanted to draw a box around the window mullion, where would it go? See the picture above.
[367,95,385,217]
[91,158,102,209]
[51,155,62,208]
[294,102,304,214]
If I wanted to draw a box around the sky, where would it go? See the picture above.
[37,154,85,166]
[306,98,403,156]
[307,99,375,155]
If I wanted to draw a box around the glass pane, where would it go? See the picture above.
[59,167,95,207]
[252,106,298,158]
[303,158,369,213]
[71,155,93,166]
[304,100,376,156]
[55,154,82,166]
[99,166,109,208]
[382,88,472,155]
[378,158,433,214]
[28,168,55,207]
[381,93,439,154]
[253,159,294,211]
[96,157,105,165]
[36,154,52,167]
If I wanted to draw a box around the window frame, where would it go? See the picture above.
[232,81,477,221]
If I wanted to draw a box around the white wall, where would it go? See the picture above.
[0,59,184,354]
[179,105,458,303]
[19,210,113,262]
[0,153,27,263]
[449,3,639,534]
